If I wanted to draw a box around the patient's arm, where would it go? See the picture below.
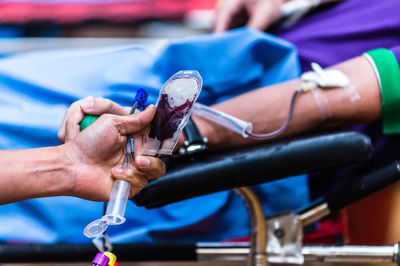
[194,56,380,150]
[60,57,380,152]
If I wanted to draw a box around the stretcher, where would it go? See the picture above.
[2,131,400,265]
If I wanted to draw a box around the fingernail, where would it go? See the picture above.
[125,168,134,177]
[138,156,150,167]
[111,167,123,174]
[81,96,94,111]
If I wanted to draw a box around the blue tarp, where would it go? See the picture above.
[0,28,309,243]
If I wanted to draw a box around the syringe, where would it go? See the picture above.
[81,89,148,238]
[100,100,139,225]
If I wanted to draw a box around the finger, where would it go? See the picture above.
[61,97,130,143]
[111,167,148,191]
[135,155,166,179]
[133,126,151,156]
[81,97,128,116]
[115,105,156,136]
[246,0,282,30]
[214,1,238,32]
[58,99,85,143]
[130,186,146,197]
[176,133,185,152]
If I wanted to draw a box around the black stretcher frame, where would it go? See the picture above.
[4,131,400,264]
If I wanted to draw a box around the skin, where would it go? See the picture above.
[214,0,286,33]
[60,57,381,155]
[192,56,381,150]
[0,105,166,205]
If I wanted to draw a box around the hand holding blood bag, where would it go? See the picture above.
[142,70,202,156]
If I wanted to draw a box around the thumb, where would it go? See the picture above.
[115,105,156,135]
[80,96,128,116]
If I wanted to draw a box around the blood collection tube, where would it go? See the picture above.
[92,252,109,266]
[103,252,117,266]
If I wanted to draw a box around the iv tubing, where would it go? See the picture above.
[192,103,253,137]
[245,88,301,139]
[192,88,301,140]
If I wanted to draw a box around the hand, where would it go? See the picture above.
[214,0,284,33]
[63,103,166,201]
[58,96,130,143]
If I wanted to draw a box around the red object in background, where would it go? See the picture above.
[0,0,216,24]
[224,213,346,245]
[303,213,345,245]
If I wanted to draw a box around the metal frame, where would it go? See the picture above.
[1,186,398,264]
[225,186,400,265]
[197,243,398,264]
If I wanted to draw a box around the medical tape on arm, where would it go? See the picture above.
[199,63,354,140]
[311,88,332,120]
[301,62,353,121]
[364,48,400,134]
[343,84,361,102]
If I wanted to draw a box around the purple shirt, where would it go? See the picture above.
[391,46,400,65]
[271,0,400,197]
[273,0,400,71]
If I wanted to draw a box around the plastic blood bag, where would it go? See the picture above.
[142,70,202,156]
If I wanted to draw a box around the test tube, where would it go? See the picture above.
[82,89,148,238]
[104,252,118,266]
[102,179,130,225]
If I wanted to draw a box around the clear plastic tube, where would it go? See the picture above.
[84,146,132,238]
[84,106,137,238]
[192,103,253,138]
[100,138,133,225]
[245,88,301,139]
[102,180,130,225]
[191,89,300,140]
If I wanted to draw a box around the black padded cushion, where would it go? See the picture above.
[133,131,371,209]
[0,243,196,262]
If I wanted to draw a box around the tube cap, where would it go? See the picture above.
[92,252,110,266]
[104,252,117,265]
[84,218,109,238]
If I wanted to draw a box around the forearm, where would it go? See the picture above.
[194,56,380,150]
[0,145,73,204]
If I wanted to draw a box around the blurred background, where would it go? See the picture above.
[0,1,399,265]
[0,0,217,55]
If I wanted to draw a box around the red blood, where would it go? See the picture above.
[149,93,194,141]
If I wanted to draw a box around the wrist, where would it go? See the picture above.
[59,143,79,197]
[192,114,221,149]
[0,145,74,204]
[21,145,74,199]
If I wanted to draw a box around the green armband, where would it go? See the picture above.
[365,48,400,134]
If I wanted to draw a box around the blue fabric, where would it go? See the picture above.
[0,28,308,243]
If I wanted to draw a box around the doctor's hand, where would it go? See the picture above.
[63,104,166,201]
[214,0,284,33]
[58,96,130,143]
